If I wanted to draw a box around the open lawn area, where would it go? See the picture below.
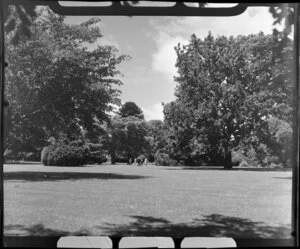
[4,163,292,238]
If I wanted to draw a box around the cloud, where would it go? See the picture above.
[149,7,275,83]
[151,34,188,82]
[142,103,164,121]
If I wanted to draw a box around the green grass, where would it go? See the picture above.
[3,163,292,238]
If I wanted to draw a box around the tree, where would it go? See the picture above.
[118,101,144,119]
[5,7,129,158]
[109,116,150,164]
[3,4,37,44]
[165,32,292,168]
[269,4,295,58]
[145,119,168,161]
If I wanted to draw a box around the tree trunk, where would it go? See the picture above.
[111,149,116,164]
[223,146,232,169]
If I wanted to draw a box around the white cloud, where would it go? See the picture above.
[149,7,276,83]
[142,103,164,121]
[151,34,187,82]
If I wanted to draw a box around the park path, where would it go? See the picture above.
[4,163,292,238]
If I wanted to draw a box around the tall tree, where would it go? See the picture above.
[109,116,150,164]
[165,32,292,168]
[5,7,129,156]
[118,101,144,119]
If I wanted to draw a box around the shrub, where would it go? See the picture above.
[232,147,259,167]
[148,154,155,163]
[239,160,249,167]
[85,143,107,164]
[155,152,180,166]
[268,163,284,169]
[232,151,247,166]
[87,143,103,152]
[42,144,90,166]
[25,152,41,162]
[88,151,107,164]
[69,139,85,147]
[115,157,128,163]
[5,150,41,162]
[41,146,56,165]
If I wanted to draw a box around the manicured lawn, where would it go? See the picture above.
[4,163,292,238]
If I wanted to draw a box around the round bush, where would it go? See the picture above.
[42,144,90,166]
[155,152,180,166]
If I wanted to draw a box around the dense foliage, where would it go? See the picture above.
[109,115,150,164]
[4,6,294,168]
[41,144,89,167]
[118,101,145,119]
[41,134,107,166]
[162,32,293,168]
[5,8,129,160]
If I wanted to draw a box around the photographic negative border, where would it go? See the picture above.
[0,1,298,248]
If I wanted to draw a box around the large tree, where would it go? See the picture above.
[109,116,150,164]
[164,32,292,168]
[118,101,144,119]
[5,7,129,157]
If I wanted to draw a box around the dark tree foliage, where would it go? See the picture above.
[118,101,145,119]
[164,32,293,168]
[109,116,150,164]
[269,4,295,58]
[4,4,37,44]
[5,8,129,158]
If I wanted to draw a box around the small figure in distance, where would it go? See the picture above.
[144,157,148,166]
[129,157,133,165]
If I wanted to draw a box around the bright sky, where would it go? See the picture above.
[64,6,277,121]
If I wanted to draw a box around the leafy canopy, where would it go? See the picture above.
[5,7,130,154]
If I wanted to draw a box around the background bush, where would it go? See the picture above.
[41,145,55,165]
[88,151,107,164]
[5,150,41,163]
[155,152,180,166]
[232,151,249,167]
[86,143,107,164]
[41,144,90,166]
[239,160,249,167]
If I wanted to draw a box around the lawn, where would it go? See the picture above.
[3,163,292,238]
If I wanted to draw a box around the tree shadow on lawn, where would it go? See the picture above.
[4,224,91,236]
[4,171,150,182]
[98,214,292,239]
[165,166,292,172]
[4,214,291,239]
[273,176,293,180]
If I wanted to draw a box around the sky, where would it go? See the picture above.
[64,5,277,121]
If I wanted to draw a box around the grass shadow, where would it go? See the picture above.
[4,171,150,182]
[4,224,91,236]
[4,214,292,243]
[273,176,293,180]
[97,214,292,239]
[164,166,292,172]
